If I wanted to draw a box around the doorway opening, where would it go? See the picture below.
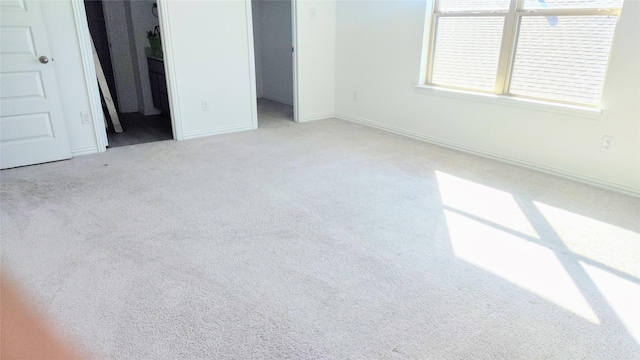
[251,0,298,128]
[84,0,173,148]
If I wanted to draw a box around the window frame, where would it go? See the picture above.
[424,0,622,108]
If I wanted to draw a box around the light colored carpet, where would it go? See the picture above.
[257,98,294,129]
[1,118,639,359]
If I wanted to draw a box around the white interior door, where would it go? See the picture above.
[0,0,71,169]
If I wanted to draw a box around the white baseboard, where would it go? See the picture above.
[182,124,254,140]
[336,112,640,197]
[71,146,99,157]
[300,112,335,122]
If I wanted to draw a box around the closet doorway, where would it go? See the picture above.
[84,0,174,147]
[251,0,299,128]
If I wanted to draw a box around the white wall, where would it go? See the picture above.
[39,0,637,195]
[252,0,264,98]
[296,0,336,122]
[161,0,255,138]
[335,0,640,195]
[42,0,97,155]
[253,0,294,104]
[102,0,137,113]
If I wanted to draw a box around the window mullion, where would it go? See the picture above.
[494,0,521,95]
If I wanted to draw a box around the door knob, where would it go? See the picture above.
[39,56,49,64]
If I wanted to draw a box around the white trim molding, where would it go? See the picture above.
[415,85,604,120]
[157,0,183,140]
[182,124,254,141]
[71,146,99,157]
[336,112,640,197]
[291,0,300,123]
[300,112,336,122]
[245,0,259,130]
[71,0,108,152]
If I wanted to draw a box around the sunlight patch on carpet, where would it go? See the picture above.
[580,261,640,344]
[436,171,539,239]
[444,210,599,323]
[534,201,640,279]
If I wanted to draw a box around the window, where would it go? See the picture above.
[425,0,623,107]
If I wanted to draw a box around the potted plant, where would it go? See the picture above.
[147,26,162,58]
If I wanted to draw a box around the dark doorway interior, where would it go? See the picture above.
[84,0,173,148]
[106,112,172,148]
[84,0,118,112]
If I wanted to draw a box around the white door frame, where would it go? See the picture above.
[245,0,259,129]
[156,0,183,139]
[71,0,183,153]
[71,0,107,151]
[291,0,300,122]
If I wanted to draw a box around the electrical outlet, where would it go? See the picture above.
[201,100,209,112]
[601,135,615,152]
[80,111,92,125]
[352,91,358,101]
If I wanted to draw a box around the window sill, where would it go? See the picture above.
[414,85,603,120]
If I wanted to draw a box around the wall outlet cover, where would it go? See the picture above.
[601,135,615,152]
[81,111,92,125]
